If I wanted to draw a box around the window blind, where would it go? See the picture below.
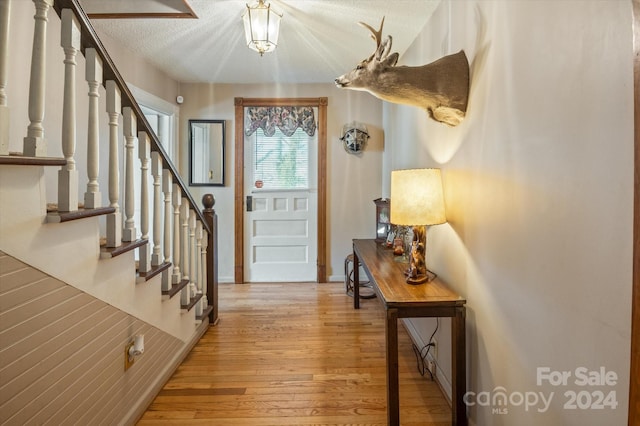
[253,127,309,190]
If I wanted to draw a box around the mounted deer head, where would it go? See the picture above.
[335,18,470,127]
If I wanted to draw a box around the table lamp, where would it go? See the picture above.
[390,168,446,284]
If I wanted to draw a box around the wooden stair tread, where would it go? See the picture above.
[0,153,66,166]
[137,262,171,282]
[162,278,189,299]
[100,239,148,259]
[47,206,115,223]
[181,292,203,312]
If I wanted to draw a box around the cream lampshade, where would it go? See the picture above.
[390,168,446,284]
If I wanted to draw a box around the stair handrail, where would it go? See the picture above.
[51,0,210,235]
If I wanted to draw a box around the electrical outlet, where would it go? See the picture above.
[428,360,436,375]
[431,338,438,360]
[124,341,135,371]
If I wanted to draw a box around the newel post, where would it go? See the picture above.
[202,193,218,325]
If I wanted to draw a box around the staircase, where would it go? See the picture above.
[0,0,218,424]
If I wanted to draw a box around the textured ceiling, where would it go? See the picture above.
[84,0,441,84]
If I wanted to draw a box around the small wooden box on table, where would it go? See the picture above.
[352,239,467,426]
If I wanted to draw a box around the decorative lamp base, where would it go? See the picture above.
[404,226,435,284]
[406,274,428,285]
[404,269,437,285]
[404,268,437,285]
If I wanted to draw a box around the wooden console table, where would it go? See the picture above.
[352,239,467,426]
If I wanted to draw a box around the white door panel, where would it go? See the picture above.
[245,191,317,281]
[243,116,318,282]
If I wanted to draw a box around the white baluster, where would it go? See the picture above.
[106,80,121,248]
[157,114,169,148]
[195,221,203,317]
[200,231,208,313]
[138,131,151,273]
[171,184,181,284]
[164,171,173,268]
[189,210,197,301]
[57,9,80,212]
[161,171,172,292]
[84,48,102,208]
[151,151,162,266]
[0,0,11,155]
[122,107,136,242]
[23,0,53,157]
[180,201,190,307]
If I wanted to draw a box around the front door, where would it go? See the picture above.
[243,123,318,282]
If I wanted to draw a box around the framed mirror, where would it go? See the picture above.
[189,119,225,186]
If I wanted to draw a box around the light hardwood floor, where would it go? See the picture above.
[137,282,451,425]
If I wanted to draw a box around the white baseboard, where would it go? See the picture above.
[401,318,453,402]
[124,318,211,425]
[328,274,345,283]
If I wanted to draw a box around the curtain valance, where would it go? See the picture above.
[244,106,316,137]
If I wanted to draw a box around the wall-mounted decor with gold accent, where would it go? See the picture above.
[340,121,369,154]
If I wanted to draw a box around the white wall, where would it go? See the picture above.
[4,1,197,339]
[178,83,384,282]
[6,1,180,204]
[384,1,634,425]
[6,1,75,200]
[9,2,633,422]
[98,31,180,107]
[6,2,385,284]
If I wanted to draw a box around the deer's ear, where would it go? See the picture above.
[375,36,393,61]
[375,36,391,61]
[382,52,399,67]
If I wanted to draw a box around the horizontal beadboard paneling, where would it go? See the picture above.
[1,276,69,311]
[0,252,186,425]
[0,290,89,341]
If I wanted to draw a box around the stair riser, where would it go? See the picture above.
[1,166,197,342]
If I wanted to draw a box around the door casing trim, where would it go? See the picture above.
[234,97,328,283]
[629,1,639,423]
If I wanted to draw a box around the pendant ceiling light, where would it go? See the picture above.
[242,0,282,56]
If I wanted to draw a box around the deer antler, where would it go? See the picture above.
[358,17,385,61]
[358,17,385,49]
[335,17,470,127]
